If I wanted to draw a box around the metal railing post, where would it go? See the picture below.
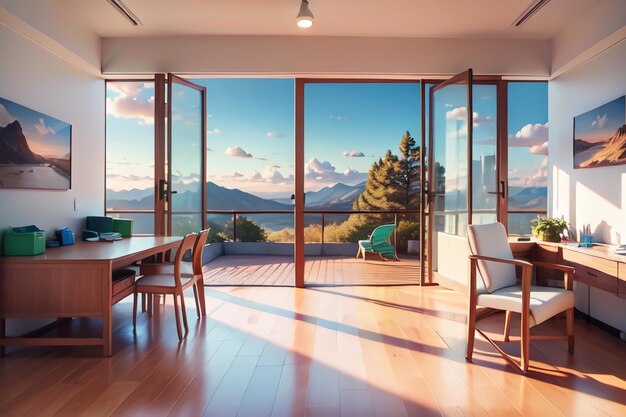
[233,212,237,242]
[394,213,398,253]
[321,213,325,256]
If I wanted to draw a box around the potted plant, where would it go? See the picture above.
[531,217,569,243]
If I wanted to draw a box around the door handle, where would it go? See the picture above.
[486,181,505,198]
[158,180,177,201]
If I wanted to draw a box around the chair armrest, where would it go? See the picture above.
[531,261,574,290]
[468,254,533,269]
[531,261,575,273]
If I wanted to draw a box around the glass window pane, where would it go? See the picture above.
[472,84,498,225]
[507,82,548,233]
[172,214,202,236]
[105,82,155,211]
[109,213,154,235]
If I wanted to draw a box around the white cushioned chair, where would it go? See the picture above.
[466,222,575,372]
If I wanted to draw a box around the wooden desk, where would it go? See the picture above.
[509,238,626,298]
[0,236,182,356]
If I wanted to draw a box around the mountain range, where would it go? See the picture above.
[578,124,626,168]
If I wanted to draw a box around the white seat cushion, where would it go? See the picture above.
[477,285,575,327]
[136,274,194,288]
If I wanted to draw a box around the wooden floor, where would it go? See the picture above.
[1,285,625,417]
[203,255,420,286]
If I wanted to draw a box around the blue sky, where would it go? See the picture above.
[574,95,625,143]
[0,97,71,159]
[106,79,548,197]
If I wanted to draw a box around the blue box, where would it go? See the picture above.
[56,227,75,246]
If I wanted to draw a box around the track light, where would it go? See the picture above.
[296,0,314,28]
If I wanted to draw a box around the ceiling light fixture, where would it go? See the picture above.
[296,0,314,28]
[512,0,551,27]
[107,0,142,26]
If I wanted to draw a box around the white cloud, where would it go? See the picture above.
[529,141,548,155]
[266,131,286,138]
[446,107,491,126]
[34,118,56,135]
[591,113,608,129]
[305,157,367,186]
[509,123,548,148]
[329,115,344,121]
[342,150,366,157]
[225,146,253,158]
[207,128,222,135]
[106,83,154,124]
[0,103,16,127]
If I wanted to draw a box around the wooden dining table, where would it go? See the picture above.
[0,236,183,356]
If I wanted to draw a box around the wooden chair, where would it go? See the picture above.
[466,222,575,373]
[139,228,210,315]
[356,224,399,260]
[133,233,201,341]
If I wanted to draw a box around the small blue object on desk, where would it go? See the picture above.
[578,234,593,248]
[56,227,75,246]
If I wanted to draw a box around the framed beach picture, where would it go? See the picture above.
[573,95,626,169]
[0,97,71,190]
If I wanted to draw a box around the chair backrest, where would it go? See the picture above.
[370,224,395,246]
[174,233,198,289]
[467,222,516,293]
[192,228,210,275]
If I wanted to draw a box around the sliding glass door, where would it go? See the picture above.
[427,70,473,280]
[165,74,206,235]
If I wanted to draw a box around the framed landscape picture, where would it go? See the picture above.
[574,95,626,169]
[0,97,71,190]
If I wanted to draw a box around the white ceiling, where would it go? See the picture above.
[57,0,601,39]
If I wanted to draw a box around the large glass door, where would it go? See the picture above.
[427,70,473,281]
[165,74,206,235]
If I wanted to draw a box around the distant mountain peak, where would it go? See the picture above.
[0,119,40,164]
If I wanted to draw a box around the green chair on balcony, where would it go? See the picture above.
[356,224,399,260]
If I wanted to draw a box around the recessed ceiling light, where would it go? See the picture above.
[296,0,314,28]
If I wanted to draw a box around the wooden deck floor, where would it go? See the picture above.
[203,255,420,286]
[1,285,624,416]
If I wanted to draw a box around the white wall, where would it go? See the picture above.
[549,40,626,333]
[549,41,626,244]
[102,35,551,77]
[0,24,104,334]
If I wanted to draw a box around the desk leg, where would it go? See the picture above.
[103,305,112,357]
[196,281,207,317]
[0,318,5,357]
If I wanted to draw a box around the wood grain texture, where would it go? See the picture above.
[0,285,624,417]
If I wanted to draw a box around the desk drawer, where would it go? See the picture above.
[575,264,617,294]
[112,275,135,297]
[562,250,618,276]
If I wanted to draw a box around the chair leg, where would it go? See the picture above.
[172,293,183,342]
[192,285,200,319]
[133,290,138,332]
[141,292,146,313]
[503,311,513,342]
[162,294,166,305]
[520,310,530,373]
[566,308,574,354]
[466,301,476,362]
[0,318,5,357]
[147,294,153,317]
[356,246,361,258]
[180,293,189,334]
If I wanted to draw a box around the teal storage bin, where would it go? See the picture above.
[112,218,133,237]
[3,225,46,256]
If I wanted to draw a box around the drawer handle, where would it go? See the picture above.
[587,271,598,277]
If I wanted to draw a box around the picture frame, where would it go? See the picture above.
[573,95,626,169]
[0,97,71,190]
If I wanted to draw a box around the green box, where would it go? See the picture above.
[3,226,46,256]
[113,218,133,237]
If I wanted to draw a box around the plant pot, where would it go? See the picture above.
[538,231,561,243]
[407,240,420,254]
